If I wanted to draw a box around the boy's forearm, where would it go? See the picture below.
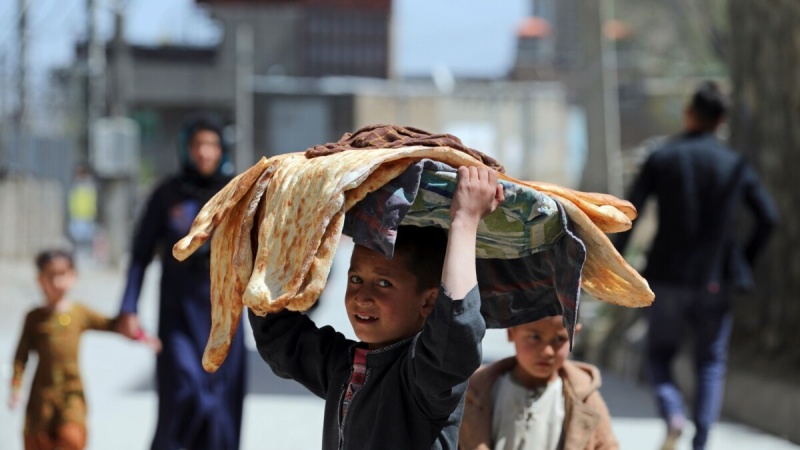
[411,285,485,418]
[248,308,345,398]
[441,218,480,299]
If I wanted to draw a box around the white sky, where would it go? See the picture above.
[394,0,529,78]
[0,0,530,81]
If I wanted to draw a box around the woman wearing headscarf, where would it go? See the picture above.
[116,115,246,450]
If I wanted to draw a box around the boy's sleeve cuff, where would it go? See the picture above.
[448,284,480,316]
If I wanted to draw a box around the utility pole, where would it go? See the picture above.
[110,0,131,117]
[1,54,6,131]
[85,0,106,161]
[600,0,623,198]
[88,0,138,267]
[235,24,254,174]
[14,0,28,132]
[577,0,623,197]
[102,0,135,267]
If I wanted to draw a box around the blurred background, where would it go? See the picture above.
[0,0,798,448]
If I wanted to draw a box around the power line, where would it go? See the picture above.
[0,0,32,49]
[31,0,81,38]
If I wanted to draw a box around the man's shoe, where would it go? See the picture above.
[660,427,682,450]
[660,416,685,450]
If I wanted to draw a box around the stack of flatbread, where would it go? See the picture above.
[173,146,653,373]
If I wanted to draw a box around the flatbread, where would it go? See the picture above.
[174,145,651,371]
[242,147,489,315]
[550,193,653,307]
[516,179,635,233]
[285,210,345,312]
[203,166,274,372]
[525,180,637,221]
[172,156,271,261]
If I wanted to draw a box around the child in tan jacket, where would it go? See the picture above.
[459,316,618,450]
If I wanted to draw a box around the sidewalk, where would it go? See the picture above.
[1,243,798,450]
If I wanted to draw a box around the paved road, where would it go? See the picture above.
[1,239,797,449]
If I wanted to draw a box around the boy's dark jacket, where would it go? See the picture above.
[248,286,485,450]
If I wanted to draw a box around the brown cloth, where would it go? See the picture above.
[305,124,506,173]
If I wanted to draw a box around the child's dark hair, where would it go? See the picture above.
[393,225,448,293]
[688,80,728,131]
[35,249,75,272]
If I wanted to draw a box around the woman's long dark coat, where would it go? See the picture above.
[120,172,246,450]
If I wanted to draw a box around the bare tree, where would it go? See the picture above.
[613,0,729,76]
[668,0,729,63]
[727,0,800,363]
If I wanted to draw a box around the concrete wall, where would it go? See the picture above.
[129,6,304,107]
[354,82,573,185]
[594,323,800,445]
[0,177,67,259]
[673,352,800,444]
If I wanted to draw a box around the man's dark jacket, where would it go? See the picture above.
[615,132,778,290]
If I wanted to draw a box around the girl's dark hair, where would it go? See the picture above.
[35,249,75,272]
[393,225,448,292]
[688,80,728,131]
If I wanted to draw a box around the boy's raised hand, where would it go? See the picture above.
[441,166,504,300]
[450,166,505,226]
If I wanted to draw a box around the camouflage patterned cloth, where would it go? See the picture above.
[343,159,586,346]
[404,169,564,259]
[305,124,505,173]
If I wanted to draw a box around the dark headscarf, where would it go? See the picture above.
[176,115,233,202]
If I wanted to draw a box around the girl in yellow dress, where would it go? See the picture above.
[8,249,160,450]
